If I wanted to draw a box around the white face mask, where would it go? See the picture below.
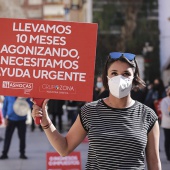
[108,75,133,98]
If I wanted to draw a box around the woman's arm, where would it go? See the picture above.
[43,115,87,156]
[32,99,87,157]
[145,121,162,170]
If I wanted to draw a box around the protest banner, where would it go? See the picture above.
[0,18,98,102]
[46,152,81,170]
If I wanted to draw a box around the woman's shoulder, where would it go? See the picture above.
[80,99,106,113]
[135,101,158,128]
[82,100,101,109]
[135,101,156,113]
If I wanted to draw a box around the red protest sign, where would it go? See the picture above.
[46,152,81,170]
[0,18,97,101]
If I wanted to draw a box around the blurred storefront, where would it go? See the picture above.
[21,0,90,22]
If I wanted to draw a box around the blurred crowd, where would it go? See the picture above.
[0,96,86,159]
[0,97,86,133]
[94,75,169,123]
[0,76,170,160]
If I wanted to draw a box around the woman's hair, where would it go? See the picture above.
[102,55,146,90]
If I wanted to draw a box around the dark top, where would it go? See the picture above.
[47,99,65,115]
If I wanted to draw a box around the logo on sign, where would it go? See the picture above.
[2,81,33,90]
[39,84,76,94]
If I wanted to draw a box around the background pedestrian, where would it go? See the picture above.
[160,86,170,161]
[0,96,32,159]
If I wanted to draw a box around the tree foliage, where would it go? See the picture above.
[93,0,159,83]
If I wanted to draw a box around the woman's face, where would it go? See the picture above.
[107,60,134,79]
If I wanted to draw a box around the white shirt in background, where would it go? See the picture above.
[160,96,170,129]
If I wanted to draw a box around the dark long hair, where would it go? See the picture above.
[152,78,165,99]
[102,56,146,90]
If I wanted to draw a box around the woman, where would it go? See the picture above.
[32,52,161,169]
[160,86,170,161]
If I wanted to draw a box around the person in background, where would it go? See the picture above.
[0,96,32,159]
[144,78,166,122]
[144,78,166,109]
[160,86,170,161]
[94,75,109,100]
[32,52,161,169]
[47,99,65,133]
[93,83,99,101]
[66,100,79,128]
[0,96,4,142]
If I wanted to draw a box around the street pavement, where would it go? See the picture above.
[0,112,169,170]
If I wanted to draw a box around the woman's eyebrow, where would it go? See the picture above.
[124,70,130,73]
[110,69,117,72]
[109,69,131,73]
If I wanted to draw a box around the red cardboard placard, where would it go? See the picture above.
[46,152,81,170]
[0,18,97,101]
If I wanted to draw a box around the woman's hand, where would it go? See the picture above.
[31,99,50,126]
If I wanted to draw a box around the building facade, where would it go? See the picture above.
[158,0,170,86]
[21,0,90,22]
